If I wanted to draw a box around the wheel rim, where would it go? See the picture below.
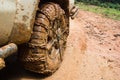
[47,18,68,61]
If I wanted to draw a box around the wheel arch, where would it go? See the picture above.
[40,0,69,17]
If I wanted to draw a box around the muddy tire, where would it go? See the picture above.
[19,2,69,74]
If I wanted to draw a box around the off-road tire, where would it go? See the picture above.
[19,2,69,74]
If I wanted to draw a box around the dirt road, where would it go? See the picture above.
[0,10,120,80]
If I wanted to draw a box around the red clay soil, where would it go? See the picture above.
[0,9,120,80]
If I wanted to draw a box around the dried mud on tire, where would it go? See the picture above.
[18,2,69,74]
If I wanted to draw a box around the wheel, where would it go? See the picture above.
[18,2,69,74]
